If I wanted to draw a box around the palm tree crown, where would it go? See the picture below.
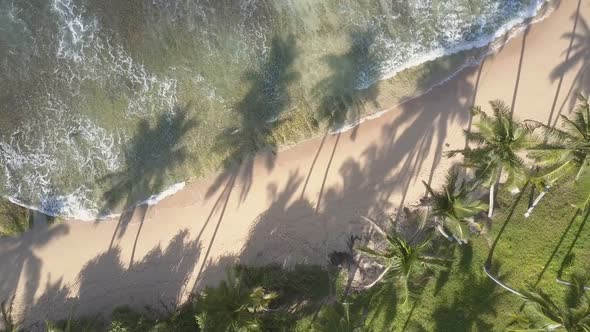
[314,302,365,332]
[526,94,590,211]
[357,219,446,304]
[448,100,534,217]
[514,275,590,331]
[423,168,488,242]
[196,271,278,332]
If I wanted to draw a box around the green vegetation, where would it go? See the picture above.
[514,275,590,331]
[448,101,534,217]
[356,222,446,305]
[526,94,590,211]
[423,166,488,242]
[196,271,278,331]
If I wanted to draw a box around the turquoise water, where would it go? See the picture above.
[0,0,547,218]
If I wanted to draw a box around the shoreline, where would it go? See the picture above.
[1,0,588,327]
[4,0,558,222]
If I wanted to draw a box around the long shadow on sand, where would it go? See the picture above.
[97,107,197,266]
[301,28,384,201]
[196,34,300,283]
[548,0,588,126]
[0,222,69,328]
[195,45,476,292]
[21,229,201,330]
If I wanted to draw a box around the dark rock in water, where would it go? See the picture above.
[0,199,31,237]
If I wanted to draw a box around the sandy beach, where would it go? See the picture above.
[1,0,588,326]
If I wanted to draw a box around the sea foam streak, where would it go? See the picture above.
[358,0,550,89]
[334,0,552,134]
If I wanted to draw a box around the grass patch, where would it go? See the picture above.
[346,183,590,331]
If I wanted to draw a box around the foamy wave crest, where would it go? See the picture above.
[333,0,552,134]
[53,0,99,63]
[0,97,122,218]
[355,0,550,89]
[143,182,186,206]
[52,0,178,117]
[6,181,186,221]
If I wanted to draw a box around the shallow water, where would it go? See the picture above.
[0,0,547,218]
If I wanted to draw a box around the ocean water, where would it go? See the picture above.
[0,0,549,219]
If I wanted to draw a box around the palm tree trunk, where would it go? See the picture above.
[435,224,453,241]
[488,183,495,218]
[524,186,550,218]
[364,265,392,289]
[361,216,387,237]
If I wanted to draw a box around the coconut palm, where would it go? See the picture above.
[195,271,278,332]
[423,167,488,243]
[512,275,590,331]
[357,218,446,304]
[1,296,19,332]
[314,302,366,332]
[447,101,534,218]
[525,94,590,215]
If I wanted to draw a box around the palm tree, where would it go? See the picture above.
[525,94,590,215]
[357,218,446,304]
[195,271,278,332]
[512,275,590,331]
[314,302,366,332]
[423,167,488,243]
[447,101,533,218]
[1,296,19,332]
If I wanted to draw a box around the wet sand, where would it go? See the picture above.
[1,0,588,326]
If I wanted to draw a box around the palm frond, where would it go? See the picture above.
[525,119,574,143]
[560,114,588,141]
[574,156,590,211]
[517,274,590,331]
[536,160,577,187]
[356,246,390,261]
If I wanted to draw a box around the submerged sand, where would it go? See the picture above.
[1,0,588,327]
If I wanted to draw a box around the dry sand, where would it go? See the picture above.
[1,0,588,327]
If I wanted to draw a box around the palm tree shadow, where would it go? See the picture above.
[197,35,300,286]
[557,209,590,281]
[206,34,300,204]
[21,229,201,330]
[227,50,477,272]
[97,106,198,254]
[432,262,506,332]
[314,28,382,139]
[0,222,69,328]
[549,1,588,126]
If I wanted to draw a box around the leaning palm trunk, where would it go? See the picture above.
[487,168,504,219]
[435,224,453,242]
[524,185,550,218]
[363,265,392,289]
[488,183,495,218]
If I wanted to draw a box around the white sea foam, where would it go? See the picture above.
[4,181,186,221]
[143,182,186,206]
[0,96,122,218]
[332,0,553,134]
[357,0,550,89]
[51,0,178,118]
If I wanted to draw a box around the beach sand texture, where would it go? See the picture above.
[1,0,589,326]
